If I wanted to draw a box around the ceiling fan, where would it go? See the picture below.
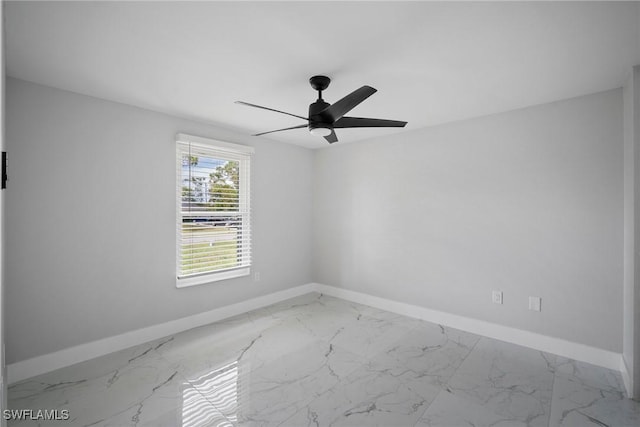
[236,75,407,144]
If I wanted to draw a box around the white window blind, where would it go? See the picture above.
[176,134,254,287]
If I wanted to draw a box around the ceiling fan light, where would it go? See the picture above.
[309,125,332,137]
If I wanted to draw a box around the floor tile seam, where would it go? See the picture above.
[8,342,166,395]
[440,335,484,393]
[277,347,369,425]
[426,385,551,427]
[374,324,416,356]
[555,371,636,401]
[405,384,437,427]
[275,403,314,427]
[546,379,621,427]
[158,322,349,394]
[405,316,435,333]
[410,385,447,427]
[170,381,235,425]
[315,304,477,421]
[291,334,443,426]
[7,379,89,409]
[148,347,235,425]
[8,305,363,417]
[354,305,417,323]
[7,356,171,418]
[75,394,168,427]
[304,333,369,393]
[347,312,422,364]
[551,370,628,396]
[311,314,387,364]
[440,336,560,427]
[547,364,560,427]
[158,331,344,425]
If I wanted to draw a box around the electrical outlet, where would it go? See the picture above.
[492,290,503,305]
[254,272,261,282]
[529,296,541,312]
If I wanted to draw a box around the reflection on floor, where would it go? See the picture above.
[8,293,640,426]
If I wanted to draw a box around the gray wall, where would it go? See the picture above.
[313,89,624,352]
[5,78,313,363]
[5,77,627,364]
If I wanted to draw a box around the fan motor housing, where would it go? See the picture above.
[308,100,330,123]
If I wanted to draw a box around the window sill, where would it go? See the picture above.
[176,267,250,288]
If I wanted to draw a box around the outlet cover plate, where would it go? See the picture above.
[529,296,542,311]
[492,291,503,304]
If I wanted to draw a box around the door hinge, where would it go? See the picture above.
[2,152,7,189]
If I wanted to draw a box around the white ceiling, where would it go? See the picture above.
[5,1,640,149]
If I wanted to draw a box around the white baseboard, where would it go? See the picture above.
[8,282,628,394]
[7,283,318,384]
[315,284,624,374]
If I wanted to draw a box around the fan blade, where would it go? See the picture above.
[334,116,407,128]
[324,129,338,144]
[253,124,308,136]
[319,86,377,122]
[235,101,308,121]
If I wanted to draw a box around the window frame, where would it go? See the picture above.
[175,133,254,288]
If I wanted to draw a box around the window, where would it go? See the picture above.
[176,133,254,287]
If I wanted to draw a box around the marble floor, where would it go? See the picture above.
[8,293,640,426]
